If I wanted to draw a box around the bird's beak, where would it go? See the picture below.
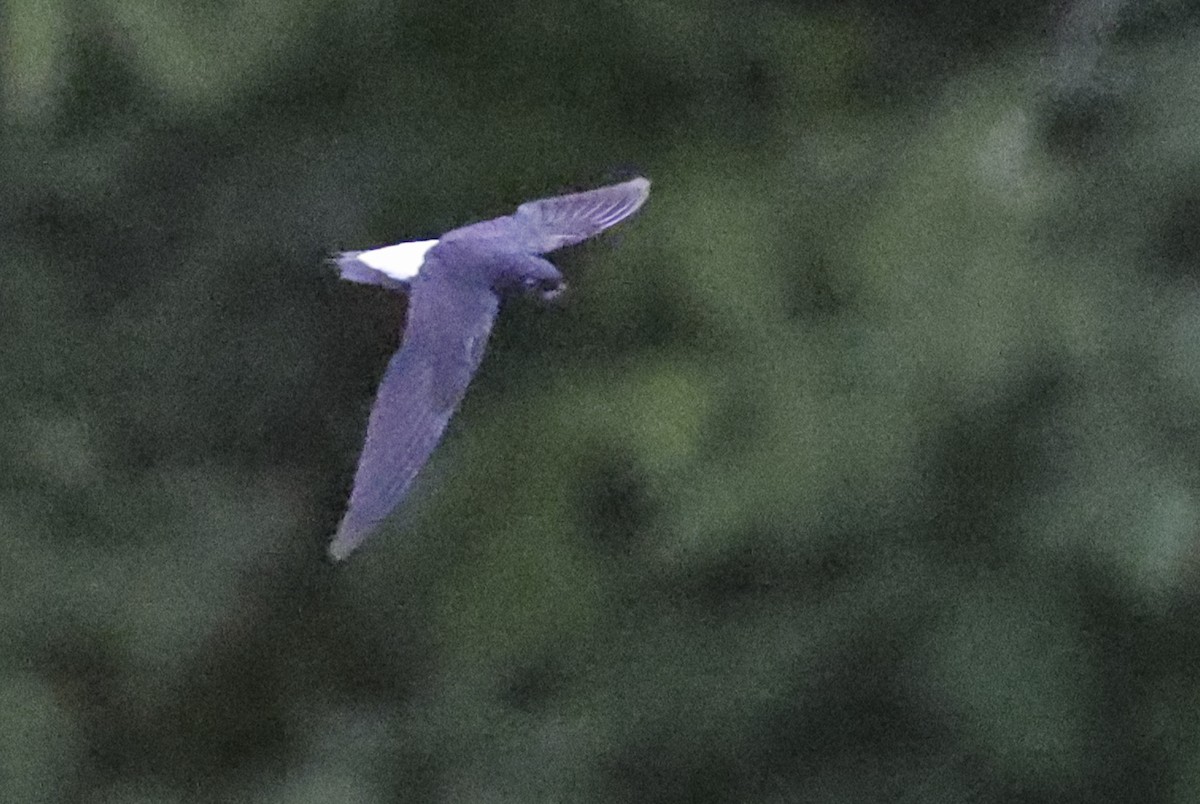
[540,282,567,302]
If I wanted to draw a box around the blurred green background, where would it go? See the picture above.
[5,0,1200,801]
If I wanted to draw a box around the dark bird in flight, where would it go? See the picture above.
[329,177,651,560]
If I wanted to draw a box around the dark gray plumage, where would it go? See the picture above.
[329,177,650,560]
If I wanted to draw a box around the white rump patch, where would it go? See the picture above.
[357,239,439,281]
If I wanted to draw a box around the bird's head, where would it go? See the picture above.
[518,272,566,302]
[492,256,566,302]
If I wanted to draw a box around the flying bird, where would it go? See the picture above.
[328,177,651,560]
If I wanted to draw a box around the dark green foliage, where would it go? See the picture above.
[3,1,1200,800]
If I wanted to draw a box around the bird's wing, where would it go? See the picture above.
[329,269,499,560]
[441,177,650,254]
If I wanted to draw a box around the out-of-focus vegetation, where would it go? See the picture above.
[4,0,1200,800]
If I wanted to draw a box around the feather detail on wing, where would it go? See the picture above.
[329,268,499,560]
[441,177,650,254]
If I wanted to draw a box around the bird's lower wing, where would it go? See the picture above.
[329,275,499,560]
[441,176,650,254]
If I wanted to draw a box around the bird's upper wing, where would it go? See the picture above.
[329,267,499,560]
[441,177,650,254]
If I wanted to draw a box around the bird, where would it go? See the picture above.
[328,176,651,560]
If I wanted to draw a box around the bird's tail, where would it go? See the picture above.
[329,250,412,292]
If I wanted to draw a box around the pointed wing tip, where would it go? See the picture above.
[327,520,367,562]
[620,176,651,202]
[617,176,651,214]
[327,536,355,563]
[601,176,651,229]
